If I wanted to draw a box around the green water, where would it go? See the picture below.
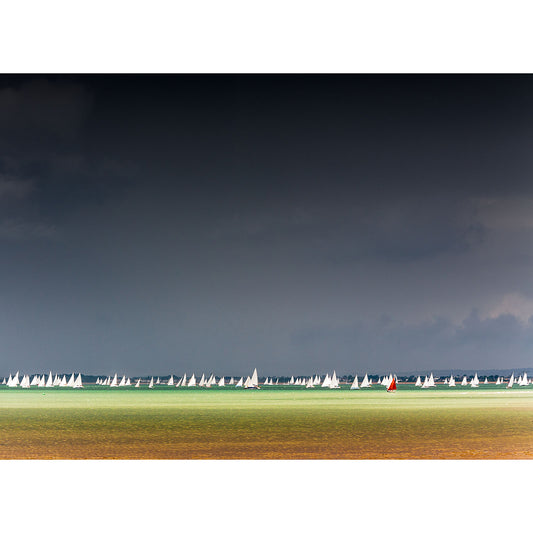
[1,385,532,459]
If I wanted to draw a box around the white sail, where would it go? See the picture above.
[519,372,528,386]
[198,374,206,387]
[38,374,46,387]
[507,373,514,388]
[421,376,430,388]
[496,376,501,385]
[359,373,370,387]
[45,372,54,387]
[350,375,359,390]
[1,377,5,385]
[181,373,187,387]
[119,375,126,387]
[449,375,456,387]
[20,375,30,388]
[30,374,40,386]
[473,373,479,386]
[135,379,141,388]
[484,377,488,384]
[306,377,314,388]
[176,377,182,387]
[53,374,60,386]
[321,374,331,387]
[73,374,83,388]
[168,375,174,386]
[156,377,160,384]
[13,371,20,386]
[218,377,225,387]
[149,376,154,388]
[470,376,478,388]
[235,377,243,387]
[249,368,258,387]
[188,374,197,387]
[289,376,294,385]
[428,373,435,387]
[461,376,468,386]
[329,370,340,389]
[229,377,234,385]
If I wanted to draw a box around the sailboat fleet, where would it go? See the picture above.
[3,372,83,388]
[1,369,531,390]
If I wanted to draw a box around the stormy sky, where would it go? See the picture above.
[2,74,533,376]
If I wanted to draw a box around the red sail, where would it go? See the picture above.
[387,378,397,391]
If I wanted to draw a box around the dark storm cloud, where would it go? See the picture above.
[0,78,91,138]
[1,75,533,375]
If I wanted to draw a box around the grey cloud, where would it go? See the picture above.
[0,219,57,241]
[0,78,92,138]
[0,175,34,199]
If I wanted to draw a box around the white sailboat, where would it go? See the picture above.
[421,376,430,388]
[126,378,131,386]
[519,372,528,386]
[181,373,187,387]
[449,375,456,387]
[149,377,154,388]
[461,376,468,386]
[507,373,514,388]
[218,376,225,387]
[73,374,83,388]
[321,374,331,388]
[188,374,197,387]
[484,377,488,385]
[329,370,340,389]
[30,375,40,386]
[119,375,126,387]
[45,372,54,387]
[38,374,46,387]
[360,373,371,388]
[110,374,118,387]
[198,374,206,387]
[20,375,30,388]
[350,375,359,390]
[235,377,243,387]
[246,368,259,388]
[168,375,174,386]
[229,377,234,385]
[135,379,141,388]
[156,377,160,385]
